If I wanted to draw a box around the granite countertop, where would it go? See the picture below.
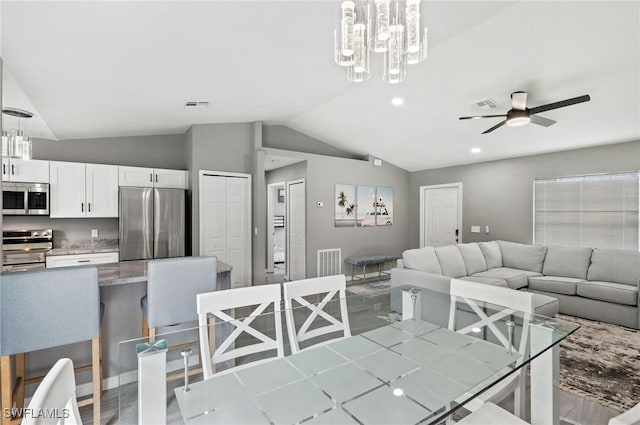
[98,259,233,287]
[48,247,120,256]
[48,239,119,257]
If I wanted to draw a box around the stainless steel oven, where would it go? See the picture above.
[2,182,49,215]
[2,229,52,272]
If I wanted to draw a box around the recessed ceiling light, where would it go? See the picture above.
[391,97,404,106]
[471,147,482,154]
[393,388,404,397]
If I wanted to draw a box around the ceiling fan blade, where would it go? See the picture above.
[530,115,557,127]
[528,94,591,115]
[482,120,507,134]
[459,114,507,120]
[511,91,528,110]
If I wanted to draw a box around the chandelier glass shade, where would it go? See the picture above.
[334,0,427,84]
[2,108,34,161]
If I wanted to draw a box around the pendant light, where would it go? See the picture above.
[2,107,34,161]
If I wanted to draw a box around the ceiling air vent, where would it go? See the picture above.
[184,101,210,108]
[473,98,497,110]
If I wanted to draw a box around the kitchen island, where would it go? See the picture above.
[21,256,233,399]
[96,258,233,287]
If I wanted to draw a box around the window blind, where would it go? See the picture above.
[534,172,639,250]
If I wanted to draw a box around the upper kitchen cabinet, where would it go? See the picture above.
[50,162,119,218]
[1,158,50,183]
[119,166,187,189]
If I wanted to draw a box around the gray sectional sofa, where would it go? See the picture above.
[391,240,640,329]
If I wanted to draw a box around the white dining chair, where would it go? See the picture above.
[197,283,284,380]
[456,402,529,425]
[23,358,83,425]
[609,401,640,425]
[448,278,535,420]
[283,275,351,353]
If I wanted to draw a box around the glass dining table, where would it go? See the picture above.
[118,286,579,425]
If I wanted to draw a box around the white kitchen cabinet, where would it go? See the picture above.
[50,162,119,218]
[1,158,50,183]
[119,166,187,189]
[154,168,187,189]
[46,252,119,268]
[118,166,154,187]
[86,164,119,217]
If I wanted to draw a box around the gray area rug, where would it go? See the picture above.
[557,313,640,412]
[346,280,391,297]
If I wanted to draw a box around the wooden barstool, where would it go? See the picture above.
[0,267,102,425]
[140,256,218,378]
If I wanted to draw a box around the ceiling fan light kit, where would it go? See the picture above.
[459,91,591,134]
[334,0,427,84]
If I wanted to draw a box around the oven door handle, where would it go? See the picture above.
[24,189,30,215]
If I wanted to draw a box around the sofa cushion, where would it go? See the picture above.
[478,241,502,269]
[471,267,540,290]
[542,246,593,280]
[576,281,638,306]
[528,276,583,296]
[402,247,442,275]
[587,249,640,286]
[434,246,467,278]
[530,292,560,318]
[497,240,547,273]
[459,276,508,287]
[457,243,487,275]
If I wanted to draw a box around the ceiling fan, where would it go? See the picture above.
[459,91,591,134]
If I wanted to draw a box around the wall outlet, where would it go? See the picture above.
[485,226,490,234]
[471,226,480,233]
[91,229,99,238]
[317,201,324,208]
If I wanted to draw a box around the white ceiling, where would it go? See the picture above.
[2,1,639,172]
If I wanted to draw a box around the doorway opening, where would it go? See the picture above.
[267,181,286,278]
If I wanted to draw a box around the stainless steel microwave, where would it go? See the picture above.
[2,182,50,215]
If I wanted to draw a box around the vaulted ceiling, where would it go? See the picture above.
[2,1,638,171]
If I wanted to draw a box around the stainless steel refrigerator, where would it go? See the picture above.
[119,187,185,261]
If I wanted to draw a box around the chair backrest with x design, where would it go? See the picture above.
[283,275,351,354]
[197,283,284,380]
[449,279,535,357]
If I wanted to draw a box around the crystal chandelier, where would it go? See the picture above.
[1,107,34,161]
[334,0,427,83]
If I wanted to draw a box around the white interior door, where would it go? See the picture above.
[225,177,250,287]
[200,172,251,288]
[421,184,462,247]
[287,179,305,280]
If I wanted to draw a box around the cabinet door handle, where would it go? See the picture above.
[155,174,158,183]
[81,202,84,212]
[77,259,91,263]
[11,164,15,175]
[88,202,91,212]
[2,164,5,175]
[150,173,153,182]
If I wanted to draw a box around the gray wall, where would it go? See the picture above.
[262,149,411,277]
[266,161,308,185]
[3,217,118,242]
[409,140,640,247]
[33,133,186,169]
[186,123,255,256]
[263,125,362,160]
